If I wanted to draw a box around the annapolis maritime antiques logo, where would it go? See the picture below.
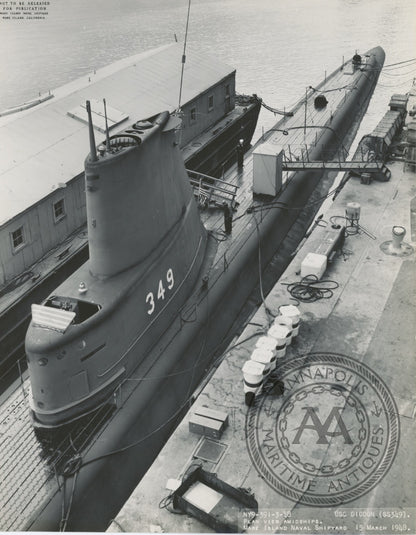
[245,352,400,506]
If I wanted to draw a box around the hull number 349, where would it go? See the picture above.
[146,268,175,315]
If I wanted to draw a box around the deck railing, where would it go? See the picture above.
[187,169,239,208]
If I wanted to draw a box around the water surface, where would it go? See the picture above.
[0,0,415,142]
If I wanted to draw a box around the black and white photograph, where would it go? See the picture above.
[0,0,415,533]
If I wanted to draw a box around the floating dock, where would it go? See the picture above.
[109,93,416,534]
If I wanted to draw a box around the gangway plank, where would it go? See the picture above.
[281,159,391,181]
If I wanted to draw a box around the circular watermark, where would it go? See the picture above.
[245,352,400,506]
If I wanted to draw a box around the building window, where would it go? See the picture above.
[190,107,197,123]
[53,198,66,222]
[11,226,25,251]
[208,95,214,112]
[225,84,231,112]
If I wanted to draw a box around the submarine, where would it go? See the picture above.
[2,47,385,531]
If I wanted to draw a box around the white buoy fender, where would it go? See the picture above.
[268,324,290,357]
[279,305,301,336]
[242,360,266,406]
[273,315,294,345]
[250,347,275,375]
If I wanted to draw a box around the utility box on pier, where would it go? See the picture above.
[253,143,284,196]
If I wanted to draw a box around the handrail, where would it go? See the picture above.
[187,169,239,188]
[187,169,239,207]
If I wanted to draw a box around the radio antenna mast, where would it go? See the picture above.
[177,0,191,111]
[86,100,97,161]
[103,98,111,149]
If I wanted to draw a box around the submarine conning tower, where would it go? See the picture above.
[85,103,204,278]
[24,103,208,426]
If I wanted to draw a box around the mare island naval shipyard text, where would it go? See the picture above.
[240,508,414,533]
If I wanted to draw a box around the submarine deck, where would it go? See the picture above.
[0,55,380,531]
[110,98,416,532]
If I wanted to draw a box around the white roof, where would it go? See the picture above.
[253,141,284,156]
[0,43,234,226]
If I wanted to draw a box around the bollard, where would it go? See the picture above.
[279,305,301,337]
[242,360,266,406]
[267,324,290,358]
[391,225,406,252]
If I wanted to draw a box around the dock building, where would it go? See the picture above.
[0,43,238,287]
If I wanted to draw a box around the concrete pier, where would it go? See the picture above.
[109,105,416,534]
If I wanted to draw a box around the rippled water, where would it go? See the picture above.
[1,0,415,144]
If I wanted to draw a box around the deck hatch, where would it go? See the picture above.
[193,438,227,464]
[67,99,128,133]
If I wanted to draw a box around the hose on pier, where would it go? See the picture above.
[283,274,339,303]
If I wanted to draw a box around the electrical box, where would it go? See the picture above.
[189,407,229,439]
[314,225,345,259]
[301,252,327,279]
[252,142,284,196]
